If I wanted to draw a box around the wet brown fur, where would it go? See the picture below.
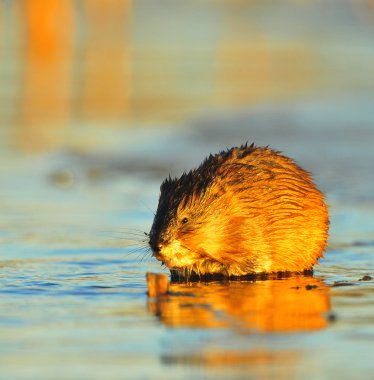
[149,144,329,280]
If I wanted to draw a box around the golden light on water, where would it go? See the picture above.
[5,1,372,152]
[149,276,330,331]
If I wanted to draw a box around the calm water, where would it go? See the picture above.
[1,1,374,379]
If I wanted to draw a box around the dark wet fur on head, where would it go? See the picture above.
[150,143,257,244]
[162,143,256,204]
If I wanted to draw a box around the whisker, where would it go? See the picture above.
[138,200,156,216]
[107,240,149,250]
[106,236,148,242]
[104,227,149,237]
[140,248,153,263]
[124,246,154,263]
[108,231,149,238]
[125,247,143,255]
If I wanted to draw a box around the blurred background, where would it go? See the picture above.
[1,1,374,379]
[1,0,374,245]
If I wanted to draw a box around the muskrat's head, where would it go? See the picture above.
[149,167,235,278]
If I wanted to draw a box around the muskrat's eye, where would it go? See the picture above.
[181,217,188,224]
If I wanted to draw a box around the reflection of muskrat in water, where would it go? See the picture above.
[149,144,329,280]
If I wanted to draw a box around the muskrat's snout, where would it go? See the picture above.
[149,239,162,254]
[149,235,167,258]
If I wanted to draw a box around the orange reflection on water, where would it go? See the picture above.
[15,0,132,152]
[161,348,302,380]
[80,0,132,122]
[6,2,322,153]
[148,276,330,332]
[16,0,75,152]
[215,37,316,106]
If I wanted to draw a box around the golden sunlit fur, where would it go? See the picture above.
[149,144,329,279]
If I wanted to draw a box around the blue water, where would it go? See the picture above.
[1,120,374,379]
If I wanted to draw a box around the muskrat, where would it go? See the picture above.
[149,143,329,280]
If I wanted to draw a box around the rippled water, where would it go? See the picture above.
[1,1,374,379]
[1,122,374,379]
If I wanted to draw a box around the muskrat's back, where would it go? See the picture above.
[149,144,329,279]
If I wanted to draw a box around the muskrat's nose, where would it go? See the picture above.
[149,239,165,254]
